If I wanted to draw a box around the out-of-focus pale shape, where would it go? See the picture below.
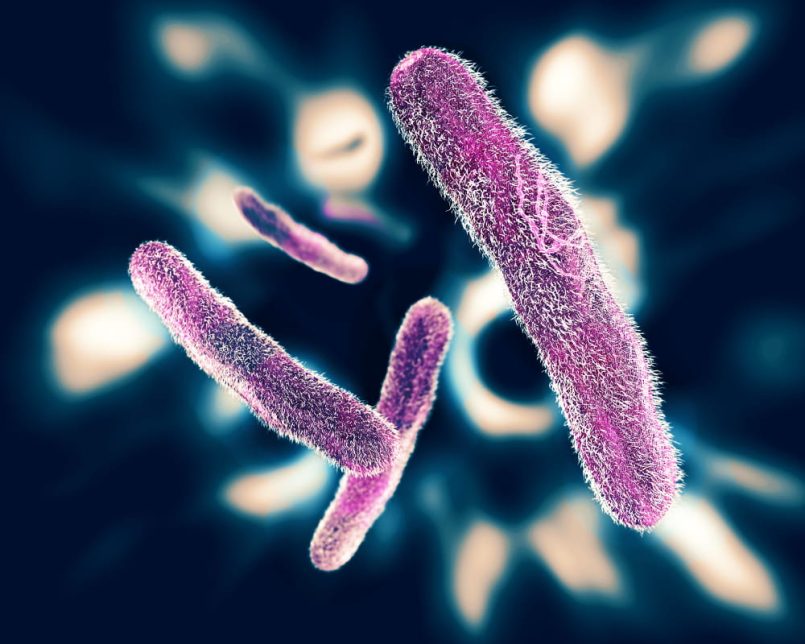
[655,495,781,614]
[448,270,555,436]
[688,14,755,75]
[452,520,509,629]
[158,22,213,74]
[528,35,634,167]
[200,381,248,434]
[528,494,622,598]
[579,195,641,310]
[707,452,803,504]
[50,289,168,394]
[224,453,331,518]
[191,168,262,243]
[294,88,384,193]
[322,195,381,225]
[137,156,262,246]
[154,15,261,78]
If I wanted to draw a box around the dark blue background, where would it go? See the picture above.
[3,0,804,641]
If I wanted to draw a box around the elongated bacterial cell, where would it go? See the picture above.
[311,297,452,570]
[388,48,681,529]
[129,241,395,475]
[234,187,369,284]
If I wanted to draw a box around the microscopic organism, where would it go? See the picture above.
[388,47,681,530]
[310,296,452,570]
[129,241,395,475]
[234,187,369,284]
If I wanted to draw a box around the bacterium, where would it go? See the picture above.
[310,296,452,570]
[388,48,681,530]
[234,187,369,284]
[129,241,395,475]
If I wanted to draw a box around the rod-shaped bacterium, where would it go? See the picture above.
[234,187,369,284]
[388,48,681,530]
[129,241,395,475]
[310,297,452,570]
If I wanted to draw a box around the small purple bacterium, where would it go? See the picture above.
[310,297,452,570]
[234,187,369,284]
[388,48,681,530]
[129,241,395,476]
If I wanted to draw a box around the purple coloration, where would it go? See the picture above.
[129,241,395,475]
[310,297,452,570]
[388,48,681,530]
[234,187,369,284]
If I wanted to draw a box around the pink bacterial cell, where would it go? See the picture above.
[234,187,369,284]
[388,48,682,530]
[310,297,452,570]
[129,241,395,476]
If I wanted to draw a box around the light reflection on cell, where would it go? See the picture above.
[293,88,384,193]
[447,269,556,437]
[224,452,332,519]
[528,35,635,167]
[705,450,804,504]
[654,495,782,615]
[49,288,168,395]
[452,519,510,630]
[687,14,755,76]
[526,492,623,599]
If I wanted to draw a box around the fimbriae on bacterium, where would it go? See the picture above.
[388,47,681,530]
[129,241,395,475]
[234,187,369,284]
[310,297,452,571]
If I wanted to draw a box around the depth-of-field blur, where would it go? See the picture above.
[3,1,804,642]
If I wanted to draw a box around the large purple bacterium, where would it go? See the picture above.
[129,241,395,475]
[388,48,681,530]
[234,187,369,284]
[311,297,452,570]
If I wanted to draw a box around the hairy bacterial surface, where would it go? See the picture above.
[388,48,681,529]
[129,241,395,475]
[310,297,452,570]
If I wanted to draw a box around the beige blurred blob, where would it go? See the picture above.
[579,195,641,310]
[527,13,756,167]
[199,381,248,434]
[528,35,635,167]
[452,519,510,629]
[50,289,167,395]
[449,270,555,436]
[688,14,755,75]
[527,493,623,599]
[191,168,264,243]
[654,495,782,614]
[155,15,261,77]
[138,157,263,244]
[706,451,804,504]
[158,22,213,73]
[293,88,384,193]
[224,452,331,518]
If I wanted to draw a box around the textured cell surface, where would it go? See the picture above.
[388,47,681,530]
[234,187,369,284]
[310,297,452,570]
[129,241,395,475]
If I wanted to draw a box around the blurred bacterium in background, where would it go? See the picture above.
[10,2,804,642]
[234,186,369,284]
